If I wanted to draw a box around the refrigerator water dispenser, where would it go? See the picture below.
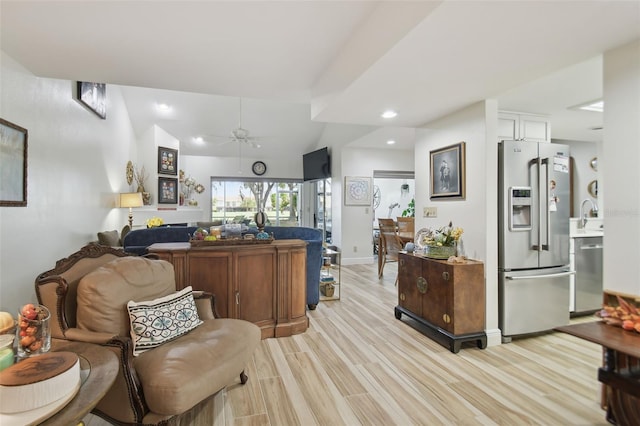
[509,187,532,231]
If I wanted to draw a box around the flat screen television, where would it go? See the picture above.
[303,147,331,181]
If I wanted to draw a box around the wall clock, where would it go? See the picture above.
[252,161,267,176]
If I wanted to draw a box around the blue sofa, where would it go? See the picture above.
[122,225,323,310]
[123,226,197,256]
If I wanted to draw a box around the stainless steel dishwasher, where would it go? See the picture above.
[574,236,603,314]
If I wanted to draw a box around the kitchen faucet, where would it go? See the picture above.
[580,199,598,228]
[388,202,400,218]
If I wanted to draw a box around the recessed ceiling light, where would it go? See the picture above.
[387,140,396,145]
[570,99,603,113]
[194,136,204,144]
[156,103,171,112]
[381,110,398,119]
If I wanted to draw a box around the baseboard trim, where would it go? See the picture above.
[485,328,502,347]
[341,257,375,266]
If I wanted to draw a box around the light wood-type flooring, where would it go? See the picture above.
[85,262,607,426]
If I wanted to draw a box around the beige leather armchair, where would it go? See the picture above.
[35,244,261,425]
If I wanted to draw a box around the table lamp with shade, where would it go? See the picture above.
[120,192,143,227]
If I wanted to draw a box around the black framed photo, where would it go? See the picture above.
[158,146,178,175]
[430,141,466,200]
[76,81,106,119]
[0,118,28,206]
[158,177,178,204]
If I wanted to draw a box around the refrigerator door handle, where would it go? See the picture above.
[529,157,543,252]
[505,271,575,280]
[541,157,550,251]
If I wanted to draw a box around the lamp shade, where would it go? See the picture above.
[120,192,143,208]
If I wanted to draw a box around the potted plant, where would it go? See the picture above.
[402,198,415,217]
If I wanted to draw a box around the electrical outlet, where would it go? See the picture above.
[424,207,437,217]
[353,246,358,252]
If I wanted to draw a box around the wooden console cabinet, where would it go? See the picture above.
[148,240,308,339]
[395,253,487,353]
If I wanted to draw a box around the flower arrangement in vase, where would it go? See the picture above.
[146,216,164,228]
[419,221,463,259]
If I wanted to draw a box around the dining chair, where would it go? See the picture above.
[378,218,396,233]
[396,216,415,234]
[377,218,403,285]
[376,218,396,259]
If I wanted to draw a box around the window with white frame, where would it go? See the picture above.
[210,178,301,227]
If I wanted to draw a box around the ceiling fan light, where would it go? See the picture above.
[232,127,250,139]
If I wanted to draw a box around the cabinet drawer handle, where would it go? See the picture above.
[400,293,406,301]
[442,271,450,281]
[236,292,240,305]
[417,277,427,294]
[400,259,405,266]
[443,313,451,324]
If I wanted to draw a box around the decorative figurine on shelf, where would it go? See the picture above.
[254,210,270,239]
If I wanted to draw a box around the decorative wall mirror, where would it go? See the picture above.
[588,180,598,198]
[590,157,598,171]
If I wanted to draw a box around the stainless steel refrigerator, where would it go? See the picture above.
[498,140,573,341]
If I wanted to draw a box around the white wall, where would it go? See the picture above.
[0,52,137,311]
[602,40,640,296]
[340,148,414,264]
[416,100,501,346]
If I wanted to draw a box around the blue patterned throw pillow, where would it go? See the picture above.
[127,286,203,356]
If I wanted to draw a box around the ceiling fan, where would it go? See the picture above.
[214,98,262,149]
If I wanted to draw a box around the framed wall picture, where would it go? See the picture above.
[76,81,106,119]
[430,141,466,199]
[158,177,178,204]
[344,176,372,206]
[158,146,178,175]
[0,118,28,206]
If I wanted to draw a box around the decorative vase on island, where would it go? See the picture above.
[254,210,270,239]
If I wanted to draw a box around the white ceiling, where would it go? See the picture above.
[2,1,639,160]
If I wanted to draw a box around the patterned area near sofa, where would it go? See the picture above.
[123,225,323,310]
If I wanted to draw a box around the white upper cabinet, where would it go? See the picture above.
[498,112,551,143]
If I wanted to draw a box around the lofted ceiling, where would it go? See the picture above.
[1,1,639,160]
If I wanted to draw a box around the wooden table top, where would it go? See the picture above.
[40,340,119,425]
[555,321,640,359]
[397,231,414,242]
